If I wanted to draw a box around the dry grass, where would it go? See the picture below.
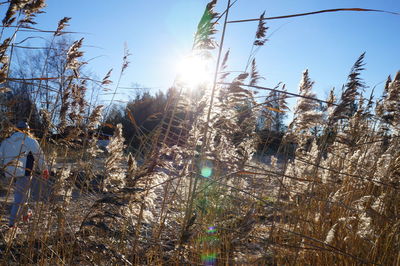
[0,1,399,265]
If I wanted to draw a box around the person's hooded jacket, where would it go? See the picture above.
[0,131,47,178]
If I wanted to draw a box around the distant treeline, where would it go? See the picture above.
[101,88,290,156]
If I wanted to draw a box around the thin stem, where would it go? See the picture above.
[227,8,399,24]
[202,0,232,152]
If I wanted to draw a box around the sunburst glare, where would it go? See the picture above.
[175,53,213,89]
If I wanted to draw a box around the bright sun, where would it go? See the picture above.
[175,53,212,89]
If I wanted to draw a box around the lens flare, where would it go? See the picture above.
[201,253,217,265]
[207,226,216,234]
[201,167,213,178]
[201,226,218,265]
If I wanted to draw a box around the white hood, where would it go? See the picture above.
[0,132,47,178]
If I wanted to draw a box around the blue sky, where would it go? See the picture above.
[5,0,400,106]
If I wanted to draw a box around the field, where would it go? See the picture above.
[0,0,399,265]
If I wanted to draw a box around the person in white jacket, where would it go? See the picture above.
[0,121,49,227]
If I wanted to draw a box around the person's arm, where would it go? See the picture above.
[0,141,6,179]
[0,141,4,169]
[29,138,49,179]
